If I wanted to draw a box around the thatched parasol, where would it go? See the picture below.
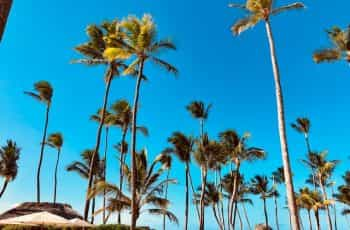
[0,211,71,226]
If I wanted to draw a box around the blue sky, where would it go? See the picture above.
[1,0,350,229]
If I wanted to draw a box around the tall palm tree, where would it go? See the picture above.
[66,149,104,224]
[46,133,63,204]
[228,2,305,229]
[73,20,131,220]
[0,140,20,199]
[271,167,285,230]
[104,15,178,229]
[25,81,53,203]
[303,151,339,230]
[89,150,178,226]
[250,175,274,229]
[313,26,350,64]
[168,132,194,230]
[186,101,211,230]
[219,130,265,229]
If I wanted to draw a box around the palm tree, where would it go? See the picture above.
[271,167,285,230]
[0,140,20,199]
[313,26,350,64]
[193,134,225,230]
[334,171,350,228]
[66,149,104,224]
[228,2,305,229]
[89,150,178,226]
[168,132,194,230]
[296,187,315,230]
[291,117,311,153]
[25,81,53,203]
[303,151,339,230]
[103,15,178,229]
[219,130,265,229]
[250,175,274,229]
[186,101,211,230]
[73,20,131,220]
[46,133,63,204]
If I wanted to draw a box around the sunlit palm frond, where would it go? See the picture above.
[145,209,179,225]
[271,2,305,16]
[231,14,261,35]
[313,49,342,63]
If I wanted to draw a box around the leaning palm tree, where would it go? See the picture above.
[313,26,350,64]
[73,20,131,220]
[25,80,53,203]
[219,130,265,229]
[334,171,350,228]
[103,15,178,229]
[66,149,104,224]
[228,2,305,229]
[0,140,21,199]
[88,150,178,226]
[271,167,285,230]
[46,133,63,204]
[168,132,194,230]
[250,175,274,229]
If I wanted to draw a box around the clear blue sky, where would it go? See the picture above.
[1,0,350,229]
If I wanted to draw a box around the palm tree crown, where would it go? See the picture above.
[0,140,20,182]
[24,81,53,105]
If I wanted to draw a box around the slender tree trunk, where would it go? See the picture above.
[184,164,189,230]
[263,198,269,228]
[199,168,207,230]
[232,198,238,230]
[331,186,338,230]
[304,134,317,191]
[307,210,313,230]
[102,127,109,224]
[288,208,293,230]
[37,104,50,203]
[237,207,243,230]
[83,65,114,220]
[300,212,305,230]
[118,128,127,224]
[130,59,145,230]
[213,206,224,230]
[242,203,252,230]
[314,210,320,230]
[163,169,170,230]
[219,170,226,230]
[188,168,200,219]
[53,149,61,204]
[273,176,280,230]
[264,19,300,230]
[90,197,96,224]
[0,179,9,198]
[229,162,240,230]
[318,176,333,230]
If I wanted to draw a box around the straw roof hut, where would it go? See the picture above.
[0,211,71,226]
[0,202,82,221]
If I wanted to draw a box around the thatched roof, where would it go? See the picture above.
[0,202,82,221]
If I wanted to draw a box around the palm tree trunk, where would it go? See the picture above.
[314,210,320,230]
[273,177,280,230]
[331,186,338,230]
[307,210,313,230]
[163,169,170,230]
[263,198,269,228]
[102,127,109,224]
[212,206,224,230]
[37,104,50,203]
[53,149,61,204]
[0,179,9,198]
[318,176,333,230]
[130,59,145,230]
[188,167,200,219]
[229,162,240,230]
[199,168,207,230]
[184,164,189,230]
[232,198,238,230]
[118,128,127,224]
[242,203,252,230]
[219,170,226,230]
[237,207,243,230]
[264,19,300,230]
[83,65,114,220]
[90,197,96,224]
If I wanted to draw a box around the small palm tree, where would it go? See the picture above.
[296,187,315,230]
[66,149,104,224]
[313,26,350,64]
[219,130,265,229]
[271,167,285,230]
[186,101,211,139]
[334,171,350,227]
[228,2,305,228]
[291,117,311,153]
[25,80,53,203]
[88,150,178,226]
[103,15,178,229]
[168,132,194,230]
[46,133,63,204]
[250,175,274,229]
[0,140,21,199]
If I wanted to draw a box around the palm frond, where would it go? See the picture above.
[145,209,179,225]
[313,49,342,63]
[150,57,179,75]
[231,14,261,35]
[271,2,305,16]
